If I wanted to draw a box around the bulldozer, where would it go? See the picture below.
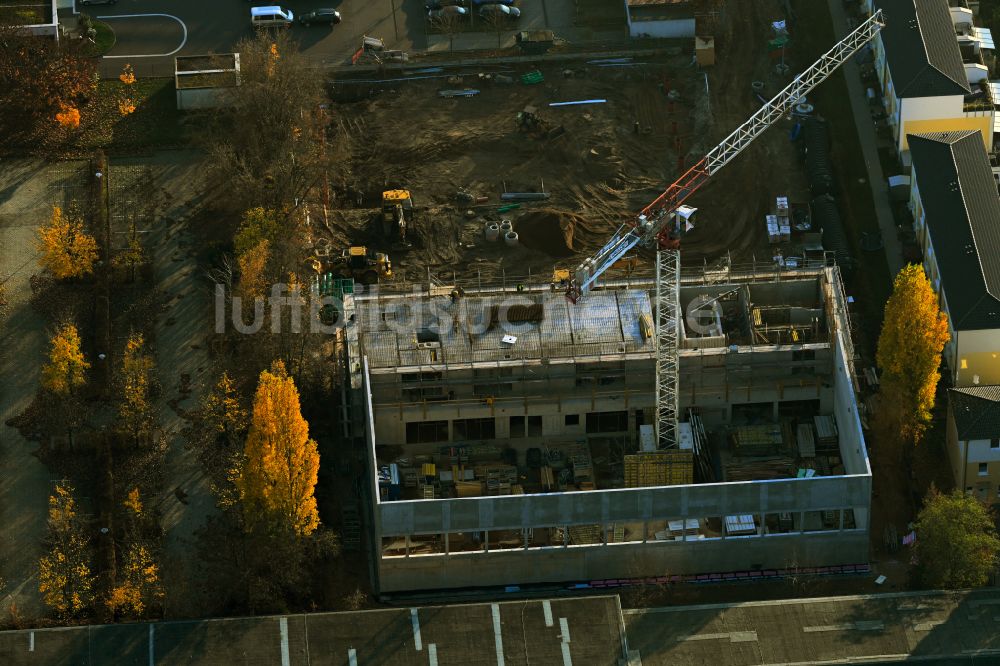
[311,246,393,285]
[381,189,413,246]
[516,105,566,140]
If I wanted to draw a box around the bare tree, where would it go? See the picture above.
[202,31,331,211]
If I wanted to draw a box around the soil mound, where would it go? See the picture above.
[514,209,589,258]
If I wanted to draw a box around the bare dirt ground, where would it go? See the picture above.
[323,0,807,284]
[0,159,91,621]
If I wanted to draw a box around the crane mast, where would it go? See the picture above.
[567,9,885,301]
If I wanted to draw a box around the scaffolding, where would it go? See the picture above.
[655,250,680,448]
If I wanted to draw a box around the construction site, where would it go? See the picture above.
[317,1,880,594]
[316,1,839,286]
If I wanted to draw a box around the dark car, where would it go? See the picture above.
[471,0,515,5]
[79,0,117,5]
[299,8,342,25]
[479,3,520,19]
[427,5,468,20]
[425,0,467,9]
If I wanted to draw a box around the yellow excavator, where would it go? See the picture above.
[307,246,393,285]
[381,189,413,246]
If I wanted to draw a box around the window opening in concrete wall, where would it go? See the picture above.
[526,527,565,549]
[408,533,444,556]
[453,417,496,440]
[690,517,723,540]
[382,536,408,558]
[843,508,857,529]
[609,521,644,544]
[488,529,524,550]
[510,415,525,438]
[764,512,796,534]
[565,414,580,426]
[406,420,449,444]
[803,509,840,532]
[724,514,762,537]
[586,411,628,433]
[528,415,543,437]
[567,524,603,546]
[449,531,485,553]
[402,371,443,383]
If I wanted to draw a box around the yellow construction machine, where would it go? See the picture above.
[314,246,393,285]
[381,189,413,245]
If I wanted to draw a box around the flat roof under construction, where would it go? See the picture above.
[358,289,655,370]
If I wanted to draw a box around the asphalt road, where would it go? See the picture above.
[89,0,430,75]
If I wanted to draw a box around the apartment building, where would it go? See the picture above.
[867,0,995,164]
[343,264,871,594]
[948,385,1000,505]
[908,130,1000,387]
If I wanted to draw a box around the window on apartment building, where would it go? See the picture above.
[565,414,580,426]
[405,420,448,444]
[401,371,442,383]
[586,411,628,434]
[979,463,989,476]
[991,439,1000,450]
[528,415,543,437]
[453,418,495,441]
[510,416,525,438]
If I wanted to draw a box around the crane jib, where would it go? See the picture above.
[566,9,884,301]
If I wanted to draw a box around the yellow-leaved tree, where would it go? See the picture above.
[106,542,163,619]
[41,323,89,396]
[119,333,155,446]
[36,206,99,280]
[876,265,951,445]
[237,239,270,299]
[38,482,94,618]
[236,360,319,536]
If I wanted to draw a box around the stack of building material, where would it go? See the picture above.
[568,443,594,486]
[813,415,839,453]
[796,423,816,458]
[568,524,602,545]
[455,480,483,497]
[624,451,694,488]
[730,425,785,456]
[766,214,781,244]
[776,196,791,241]
[725,457,795,481]
[475,464,518,495]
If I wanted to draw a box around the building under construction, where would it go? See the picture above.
[342,258,870,594]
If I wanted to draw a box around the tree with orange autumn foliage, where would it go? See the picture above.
[106,541,162,619]
[0,26,96,142]
[876,264,951,445]
[55,104,81,129]
[36,206,99,280]
[118,333,155,446]
[236,360,319,536]
[37,481,95,618]
[41,323,89,396]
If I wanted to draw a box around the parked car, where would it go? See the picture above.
[427,5,468,20]
[299,8,342,25]
[479,3,520,19]
[79,0,117,5]
[251,5,294,28]
[471,0,515,5]
[425,0,467,9]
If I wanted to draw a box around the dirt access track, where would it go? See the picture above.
[322,0,813,284]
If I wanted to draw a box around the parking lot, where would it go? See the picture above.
[88,0,611,77]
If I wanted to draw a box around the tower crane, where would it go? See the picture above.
[567,10,885,302]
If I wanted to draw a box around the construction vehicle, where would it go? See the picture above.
[323,246,393,285]
[565,10,885,302]
[516,105,565,140]
[381,189,413,246]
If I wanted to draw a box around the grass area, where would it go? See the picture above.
[71,78,186,153]
[91,20,116,55]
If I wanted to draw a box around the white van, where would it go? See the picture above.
[251,6,294,28]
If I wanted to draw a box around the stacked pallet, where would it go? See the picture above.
[624,451,694,488]
[475,464,518,495]
[813,415,839,453]
[725,457,796,481]
[568,524,602,545]
[775,196,791,241]
[568,443,594,486]
[731,425,785,456]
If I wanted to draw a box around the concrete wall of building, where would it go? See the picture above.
[833,332,868,476]
[378,529,869,592]
[627,17,695,39]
